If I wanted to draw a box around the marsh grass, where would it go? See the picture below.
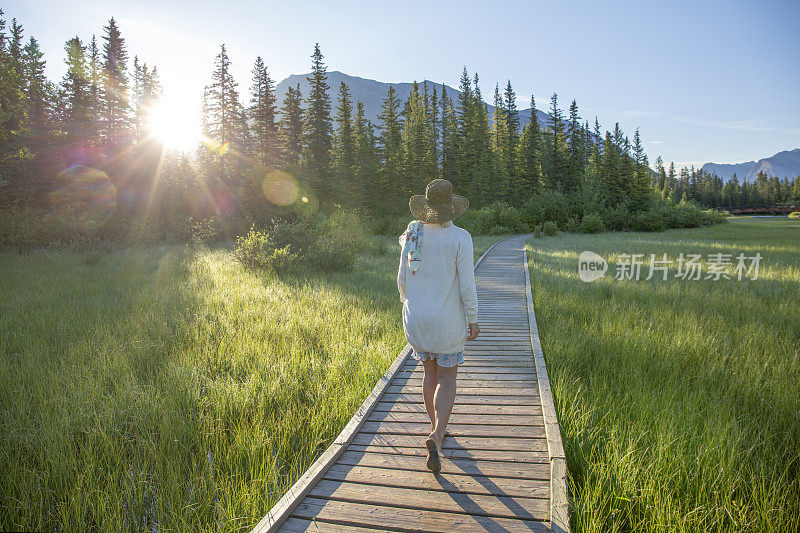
[0,234,501,531]
[526,218,800,531]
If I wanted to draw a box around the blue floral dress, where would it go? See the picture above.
[411,349,465,367]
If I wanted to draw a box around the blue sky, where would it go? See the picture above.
[6,0,799,168]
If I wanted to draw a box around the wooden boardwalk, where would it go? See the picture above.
[254,235,568,532]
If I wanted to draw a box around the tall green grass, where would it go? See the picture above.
[527,218,800,531]
[0,235,501,531]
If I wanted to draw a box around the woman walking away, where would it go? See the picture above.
[397,179,480,474]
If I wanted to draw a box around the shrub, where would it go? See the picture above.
[266,216,316,254]
[487,225,509,235]
[235,226,295,271]
[632,209,666,232]
[789,211,800,219]
[324,209,370,252]
[564,217,579,233]
[580,213,605,234]
[603,205,631,231]
[185,217,218,248]
[522,190,570,228]
[451,202,525,235]
[308,237,353,272]
[235,215,357,274]
[542,221,558,236]
[532,224,543,238]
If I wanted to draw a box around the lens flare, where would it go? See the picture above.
[202,137,230,156]
[49,165,116,229]
[262,170,299,206]
[147,98,200,151]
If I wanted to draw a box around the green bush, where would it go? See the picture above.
[565,217,579,233]
[580,213,605,234]
[185,216,218,248]
[308,237,353,272]
[452,202,526,235]
[522,190,571,228]
[235,214,357,273]
[603,205,631,231]
[235,226,299,272]
[789,211,800,219]
[632,209,666,232]
[542,221,558,236]
[324,209,370,253]
[532,224,543,238]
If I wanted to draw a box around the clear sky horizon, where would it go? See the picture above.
[5,0,799,169]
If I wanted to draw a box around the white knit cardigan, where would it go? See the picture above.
[397,222,479,354]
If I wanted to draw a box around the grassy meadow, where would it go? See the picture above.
[0,234,502,531]
[527,218,800,531]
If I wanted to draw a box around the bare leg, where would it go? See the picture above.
[421,358,438,433]
[433,364,458,453]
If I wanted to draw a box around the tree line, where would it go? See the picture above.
[653,162,800,208]
[1,10,790,245]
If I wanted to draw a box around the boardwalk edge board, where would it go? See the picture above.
[253,236,508,532]
[523,246,571,532]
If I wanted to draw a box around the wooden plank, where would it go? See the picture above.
[372,402,541,415]
[387,384,538,396]
[367,411,543,427]
[352,433,548,452]
[400,365,536,374]
[253,344,412,533]
[307,480,549,521]
[348,444,549,463]
[323,464,549,499]
[359,421,545,439]
[397,376,537,387]
[291,498,549,533]
[380,392,540,405]
[279,517,388,532]
[336,450,550,479]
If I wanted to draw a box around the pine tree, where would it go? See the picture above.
[354,101,378,213]
[503,80,519,176]
[402,81,436,197]
[61,36,92,143]
[440,85,458,181]
[207,44,244,180]
[132,57,160,139]
[377,85,403,213]
[515,95,542,200]
[87,35,102,143]
[279,83,303,164]
[491,84,510,170]
[430,84,439,172]
[333,81,356,205]
[0,11,28,202]
[303,43,333,201]
[491,83,512,200]
[543,93,567,191]
[101,18,131,147]
[22,36,53,197]
[566,99,583,192]
[455,70,492,204]
[630,128,651,210]
[249,56,278,166]
[22,37,49,134]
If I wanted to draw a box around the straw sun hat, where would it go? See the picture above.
[409,179,469,223]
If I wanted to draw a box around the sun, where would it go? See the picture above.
[147,97,200,151]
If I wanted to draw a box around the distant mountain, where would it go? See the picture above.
[275,71,553,130]
[702,148,800,182]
